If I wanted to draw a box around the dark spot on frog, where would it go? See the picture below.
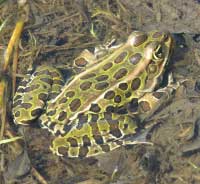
[91,114,99,122]
[63,124,72,133]
[65,91,75,98]
[113,68,128,80]
[95,75,109,81]
[129,53,142,65]
[47,109,56,116]
[69,98,81,112]
[119,83,128,90]
[14,111,20,117]
[90,104,101,113]
[114,52,127,64]
[103,112,112,120]
[67,137,78,147]
[104,90,115,100]
[21,103,32,109]
[102,62,113,71]
[77,114,88,129]
[125,91,132,98]
[58,147,69,157]
[24,84,40,92]
[133,34,148,47]
[13,100,22,108]
[114,95,121,103]
[116,106,127,114]
[48,122,57,131]
[58,111,67,121]
[93,135,104,144]
[78,146,89,158]
[80,73,96,80]
[95,82,109,90]
[38,93,48,101]
[82,135,91,147]
[108,120,122,138]
[59,97,68,104]
[131,78,141,90]
[31,108,43,117]
[106,105,115,113]
[55,130,62,136]
[80,81,92,90]
[90,122,100,135]
[127,98,138,113]
[123,123,129,130]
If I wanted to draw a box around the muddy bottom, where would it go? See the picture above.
[1,0,200,184]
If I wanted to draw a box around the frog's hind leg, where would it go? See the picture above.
[50,113,150,158]
[12,66,64,125]
[50,126,151,158]
[52,140,123,158]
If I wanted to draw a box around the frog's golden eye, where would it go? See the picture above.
[154,45,163,60]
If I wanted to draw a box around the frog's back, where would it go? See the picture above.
[42,31,171,128]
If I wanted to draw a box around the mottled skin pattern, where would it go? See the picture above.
[13,31,174,157]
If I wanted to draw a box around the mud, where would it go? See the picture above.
[1,0,200,183]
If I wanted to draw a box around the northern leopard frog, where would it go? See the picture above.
[12,31,174,158]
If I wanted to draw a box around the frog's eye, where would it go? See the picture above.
[154,45,163,60]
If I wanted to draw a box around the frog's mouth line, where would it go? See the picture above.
[156,32,174,87]
[157,54,174,90]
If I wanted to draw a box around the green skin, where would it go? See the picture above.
[13,31,174,158]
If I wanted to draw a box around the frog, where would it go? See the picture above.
[12,30,175,158]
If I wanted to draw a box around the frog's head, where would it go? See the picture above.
[127,31,174,89]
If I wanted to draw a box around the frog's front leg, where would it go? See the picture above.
[134,73,179,122]
[50,112,146,157]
